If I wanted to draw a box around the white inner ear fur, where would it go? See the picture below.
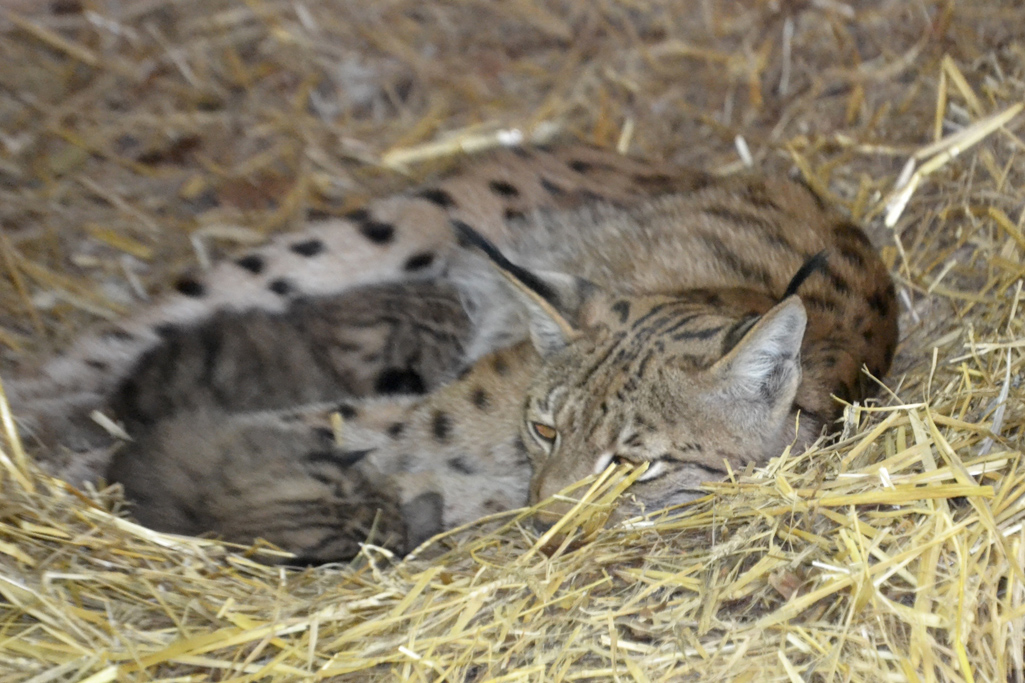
[716,297,807,407]
[498,268,586,357]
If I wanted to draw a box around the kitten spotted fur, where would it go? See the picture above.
[11,145,898,562]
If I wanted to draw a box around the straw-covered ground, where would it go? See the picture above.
[0,0,1023,680]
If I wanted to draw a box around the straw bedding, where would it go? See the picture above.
[0,1,1023,680]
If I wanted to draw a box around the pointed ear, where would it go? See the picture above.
[452,220,597,357]
[710,296,806,413]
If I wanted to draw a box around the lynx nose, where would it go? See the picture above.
[530,497,576,533]
[531,510,557,533]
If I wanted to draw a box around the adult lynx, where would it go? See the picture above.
[12,146,897,562]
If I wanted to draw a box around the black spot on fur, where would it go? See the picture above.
[512,435,530,466]
[488,180,520,197]
[387,422,405,438]
[235,254,265,274]
[838,245,866,268]
[835,381,854,404]
[154,324,174,338]
[86,359,107,370]
[314,427,335,442]
[540,178,565,195]
[671,325,725,341]
[826,267,851,295]
[611,300,630,323]
[803,294,843,312]
[359,221,395,244]
[268,278,293,296]
[698,233,773,289]
[290,239,325,257]
[472,388,490,411]
[699,292,723,306]
[492,356,509,375]
[404,252,435,271]
[744,182,782,210]
[175,277,205,297]
[632,172,675,193]
[867,289,891,317]
[375,368,426,395]
[335,403,358,419]
[307,472,333,486]
[51,1,86,15]
[447,456,474,475]
[762,231,794,251]
[418,187,456,207]
[834,221,872,247]
[884,339,897,368]
[176,503,205,529]
[483,499,505,513]
[345,208,370,222]
[432,411,452,442]
[306,448,370,468]
[706,206,781,235]
[504,208,526,222]
[687,173,717,192]
[576,188,605,204]
[569,159,592,173]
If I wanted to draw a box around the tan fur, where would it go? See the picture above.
[18,145,897,562]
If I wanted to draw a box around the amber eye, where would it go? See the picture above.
[531,422,558,443]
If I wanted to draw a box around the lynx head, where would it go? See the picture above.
[455,222,808,524]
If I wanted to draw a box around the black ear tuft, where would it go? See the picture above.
[451,219,601,357]
[452,219,477,249]
[782,251,828,299]
[451,220,559,306]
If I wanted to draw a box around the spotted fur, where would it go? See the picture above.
[12,146,897,562]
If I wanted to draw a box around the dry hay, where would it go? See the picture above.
[0,0,1023,680]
